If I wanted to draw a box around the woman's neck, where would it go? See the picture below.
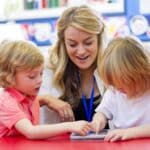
[79,66,97,98]
[79,66,95,82]
[79,63,96,80]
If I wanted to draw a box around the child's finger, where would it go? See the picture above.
[90,122,97,132]
[105,132,118,142]
[110,134,121,142]
[96,124,103,134]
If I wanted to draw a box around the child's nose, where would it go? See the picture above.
[37,76,42,84]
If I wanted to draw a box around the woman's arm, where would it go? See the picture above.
[37,95,74,121]
[15,118,92,139]
[38,64,74,121]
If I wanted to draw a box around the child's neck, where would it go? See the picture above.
[13,87,35,99]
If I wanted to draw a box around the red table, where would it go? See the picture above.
[0,134,150,150]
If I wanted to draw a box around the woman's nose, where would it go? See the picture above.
[76,44,86,55]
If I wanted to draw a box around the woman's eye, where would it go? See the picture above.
[69,44,76,47]
[85,42,92,45]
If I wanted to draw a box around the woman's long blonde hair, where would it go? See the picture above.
[99,37,150,98]
[49,5,106,107]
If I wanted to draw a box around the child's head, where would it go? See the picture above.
[99,37,150,98]
[0,40,44,96]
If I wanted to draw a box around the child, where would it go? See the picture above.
[0,40,92,139]
[92,37,150,142]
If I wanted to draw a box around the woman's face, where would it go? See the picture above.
[64,26,98,70]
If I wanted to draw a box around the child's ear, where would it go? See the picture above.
[6,75,16,86]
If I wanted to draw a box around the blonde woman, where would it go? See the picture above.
[39,5,107,123]
[92,37,150,142]
[0,40,92,139]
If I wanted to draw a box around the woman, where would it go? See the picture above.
[39,5,107,123]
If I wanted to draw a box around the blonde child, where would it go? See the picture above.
[92,37,150,142]
[0,40,92,139]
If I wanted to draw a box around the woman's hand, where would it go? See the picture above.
[37,95,75,122]
[51,99,75,122]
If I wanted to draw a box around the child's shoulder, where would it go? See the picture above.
[105,87,118,95]
[0,88,7,98]
[104,88,126,100]
[0,88,17,105]
[0,87,4,92]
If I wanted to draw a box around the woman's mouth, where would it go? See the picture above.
[76,55,89,60]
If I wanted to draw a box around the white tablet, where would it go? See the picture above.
[70,129,109,140]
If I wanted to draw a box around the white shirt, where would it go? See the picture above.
[39,65,105,124]
[96,88,150,129]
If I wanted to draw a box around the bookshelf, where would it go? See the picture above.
[0,0,150,46]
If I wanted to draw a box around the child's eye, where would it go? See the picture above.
[40,72,43,77]
[28,76,36,79]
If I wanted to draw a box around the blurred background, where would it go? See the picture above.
[0,0,150,55]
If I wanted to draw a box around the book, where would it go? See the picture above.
[70,129,109,140]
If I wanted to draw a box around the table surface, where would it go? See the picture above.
[0,134,150,150]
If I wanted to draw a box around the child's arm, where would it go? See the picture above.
[91,112,107,133]
[15,119,92,140]
[37,95,74,121]
[105,125,150,142]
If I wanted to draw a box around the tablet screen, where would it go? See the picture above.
[70,129,109,140]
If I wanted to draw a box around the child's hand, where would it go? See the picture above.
[91,112,106,133]
[104,128,132,142]
[71,121,93,136]
[91,120,105,134]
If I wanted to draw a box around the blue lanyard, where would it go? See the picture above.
[78,73,95,122]
[82,84,95,122]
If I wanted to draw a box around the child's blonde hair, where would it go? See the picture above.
[0,40,44,88]
[99,37,150,98]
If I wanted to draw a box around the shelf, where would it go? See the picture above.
[139,0,150,14]
[0,0,125,21]
[1,0,150,43]
[88,0,124,14]
[0,7,66,21]
[138,34,150,41]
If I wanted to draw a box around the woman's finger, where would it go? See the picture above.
[58,109,65,121]
[67,108,75,121]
